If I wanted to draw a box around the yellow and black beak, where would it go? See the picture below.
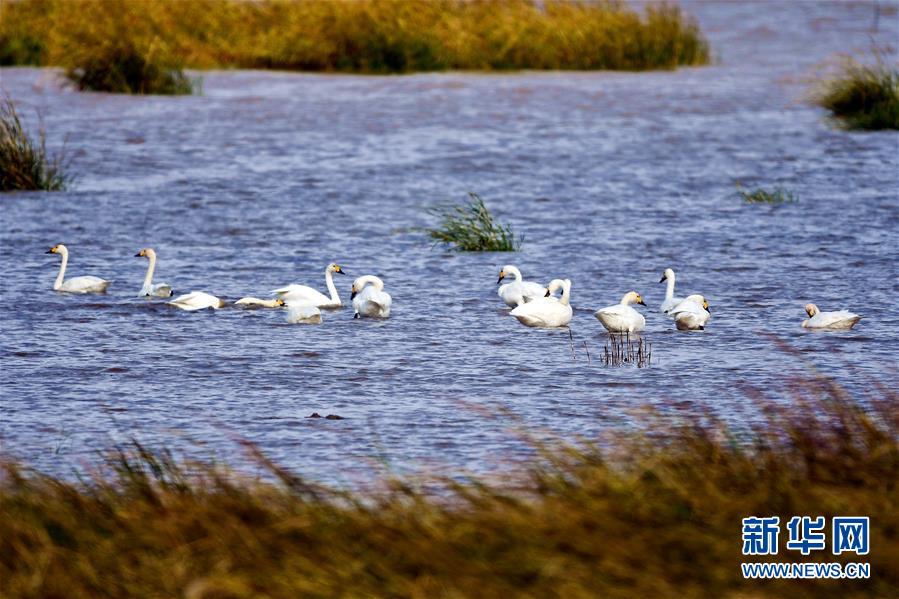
[703,300,710,313]
[134,251,142,257]
[336,267,346,275]
[637,298,646,306]
[46,247,56,254]
[350,288,357,300]
[496,271,505,284]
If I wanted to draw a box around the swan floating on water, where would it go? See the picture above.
[594,291,647,333]
[135,248,173,297]
[668,294,711,331]
[272,263,345,308]
[235,297,285,308]
[659,268,684,315]
[510,279,572,328]
[351,275,391,318]
[497,265,546,307]
[168,291,225,311]
[802,303,861,330]
[46,244,110,293]
[286,303,322,324]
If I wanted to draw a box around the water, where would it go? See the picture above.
[1,1,897,484]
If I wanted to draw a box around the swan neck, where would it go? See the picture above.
[143,253,157,289]
[324,269,339,302]
[54,250,68,290]
[509,267,523,282]
[666,273,676,299]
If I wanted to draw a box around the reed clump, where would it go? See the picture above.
[738,186,798,204]
[0,95,69,192]
[602,332,652,367]
[428,192,520,251]
[0,0,710,80]
[817,57,899,131]
[1,373,896,598]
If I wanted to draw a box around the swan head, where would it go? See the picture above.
[622,291,646,306]
[328,263,346,275]
[134,248,157,259]
[805,303,819,317]
[659,268,675,283]
[276,298,285,307]
[497,265,520,284]
[46,244,67,255]
[351,275,382,299]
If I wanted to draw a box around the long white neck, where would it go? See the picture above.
[508,266,523,282]
[143,252,157,290]
[560,282,571,306]
[54,249,68,290]
[665,272,676,300]
[361,275,384,292]
[620,293,633,306]
[324,269,339,303]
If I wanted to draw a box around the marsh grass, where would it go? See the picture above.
[1,371,896,598]
[738,186,798,205]
[428,192,520,251]
[0,95,69,191]
[0,0,710,77]
[602,332,652,367]
[817,56,899,130]
[65,42,195,95]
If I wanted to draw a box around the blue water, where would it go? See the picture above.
[1,1,897,484]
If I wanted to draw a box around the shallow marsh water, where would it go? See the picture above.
[1,1,897,483]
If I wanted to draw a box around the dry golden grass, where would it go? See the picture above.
[1,369,896,598]
[1,0,710,92]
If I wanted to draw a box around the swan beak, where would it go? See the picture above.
[496,271,504,284]
[134,252,142,257]
[544,289,551,297]
[638,299,646,306]
[350,290,357,300]
[46,248,55,254]
[704,300,710,313]
[336,269,346,275]
[659,275,666,283]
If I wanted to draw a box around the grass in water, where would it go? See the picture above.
[428,192,520,251]
[738,186,798,205]
[816,56,899,131]
[0,0,710,77]
[0,371,896,597]
[0,94,69,192]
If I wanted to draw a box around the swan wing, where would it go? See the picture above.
[660,295,684,315]
[60,276,110,293]
[272,284,329,304]
[286,304,322,324]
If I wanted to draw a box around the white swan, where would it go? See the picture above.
[510,279,572,328]
[168,291,225,311]
[272,263,345,308]
[351,275,391,318]
[668,294,711,331]
[235,297,285,308]
[46,244,110,293]
[497,265,546,307]
[659,268,684,315]
[594,291,647,333]
[285,303,322,324]
[135,248,173,297]
[802,303,861,330]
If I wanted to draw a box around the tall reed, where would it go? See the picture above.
[0,94,69,191]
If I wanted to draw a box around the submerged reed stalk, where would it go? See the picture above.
[0,95,69,192]
[0,0,710,76]
[737,186,797,204]
[428,192,520,251]
[816,56,899,130]
[602,332,652,367]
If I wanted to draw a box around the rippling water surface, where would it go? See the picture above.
[1,1,897,483]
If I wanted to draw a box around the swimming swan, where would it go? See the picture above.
[668,294,711,331]
[168,291,225,311]
[272,263,345,308]
[497,265,546,307]
[46,244,110,293]
[659,268,684,315]
[594,291,647,333]
[351,275,391,318]
[802,304,861,330]
[235,297,285,308]
[285,303,322,324]
[135,248,173,297]
[510,279,572,328]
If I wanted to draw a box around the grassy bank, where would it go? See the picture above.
[2,372,896,598]
[1,0,710,91]
[816,57,899,130]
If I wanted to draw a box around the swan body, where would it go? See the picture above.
[273,263,345,308]
[351,275,391,318]
[659,268,684,315]
[168,291,225,311]
[46,244,110,293]
[594,291,647,333]
[802,303,861,330]
[668,294,711,331]
[497,265,546,307]
[285,303,322,324]
[135,248,173,297]
[235,297,285,308]
[510,279,572,328]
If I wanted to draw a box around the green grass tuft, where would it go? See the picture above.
[0,94,70,192]
[428,192,520,252]
[64,42,195,95]
[1,371,896,597]
[738,186,798,204]
[816,56,899,131]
